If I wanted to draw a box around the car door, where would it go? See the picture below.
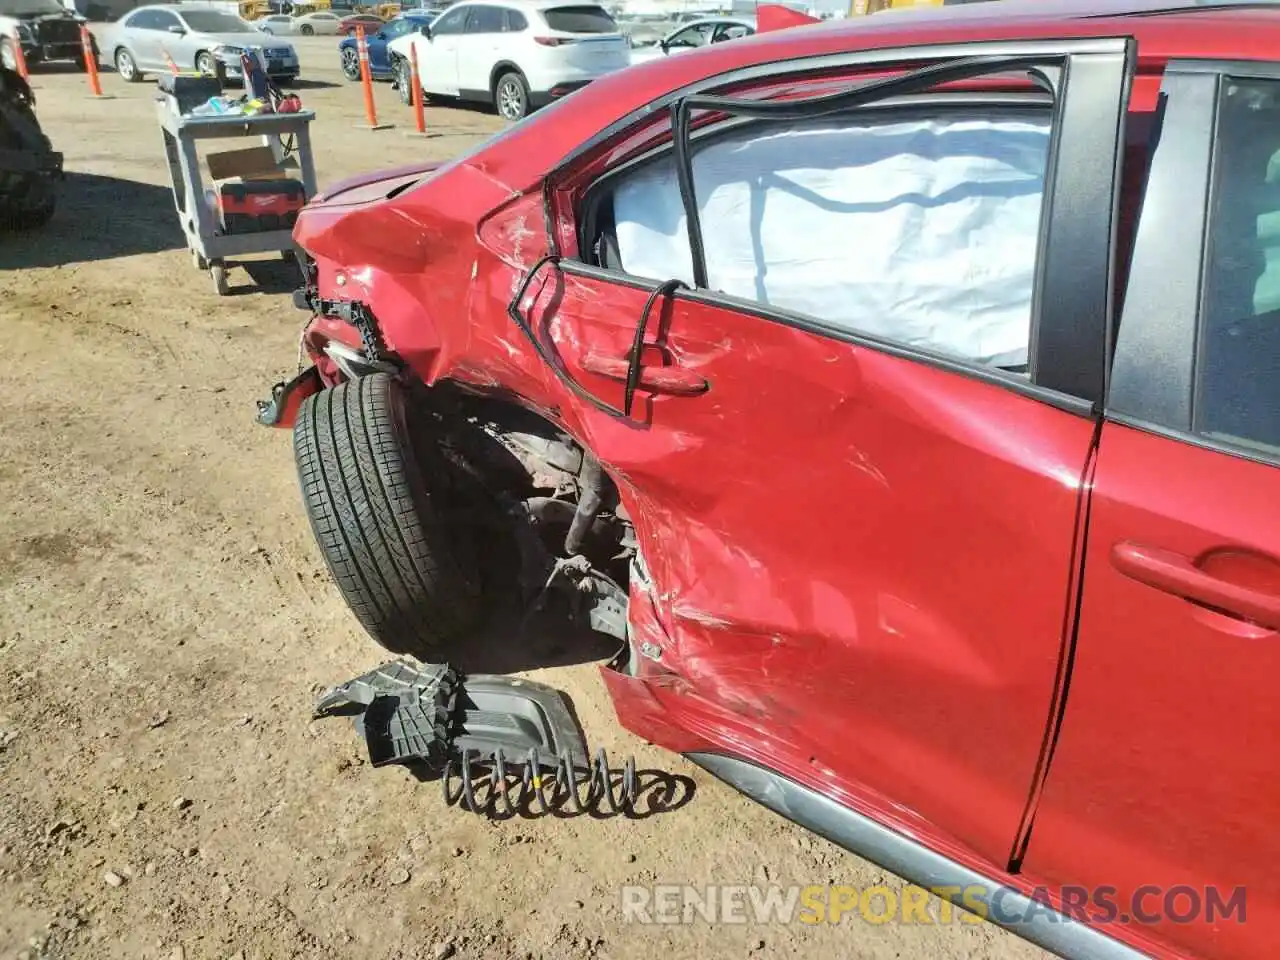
[150,9,188,67]
[370,16,411,74]
[515,37,1135,866]
[414,1,463,95]
[123,9,164,69]
[1021,60,1280,960]
[457,4,501,97]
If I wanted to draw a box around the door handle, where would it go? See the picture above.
[581,352,709,397]
[1111,541,1280,630]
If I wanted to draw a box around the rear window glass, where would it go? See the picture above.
[181,11,253,32]
[541,5,616,32]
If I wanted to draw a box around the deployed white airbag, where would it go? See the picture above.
[610,115,1051,368]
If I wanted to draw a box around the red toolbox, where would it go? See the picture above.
[212,178,306,235]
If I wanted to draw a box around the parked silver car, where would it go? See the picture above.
[107,4,299,85]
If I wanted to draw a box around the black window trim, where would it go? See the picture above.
[1108,57,1280,471]
[547,35,1136,416]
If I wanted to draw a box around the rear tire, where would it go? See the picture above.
[114,47,141,82]
[293,374,484,657]
[300,23,314,35]
[493,69,528,121]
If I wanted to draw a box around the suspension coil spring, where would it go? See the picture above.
[442,746,639,817]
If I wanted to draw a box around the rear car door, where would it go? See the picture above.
[1023,61,1280,960]
[457,3,502,97]
[416,2,463,95]
[124,9,165,69]
[518,38,1135,866]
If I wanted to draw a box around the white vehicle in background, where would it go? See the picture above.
[386,0,629,121]
[285,10,343,35]
[628,14,754,65]
[255,13,293,33]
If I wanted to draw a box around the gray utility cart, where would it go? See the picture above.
[156,95,318,296]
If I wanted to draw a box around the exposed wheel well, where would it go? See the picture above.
[489,61,525,95]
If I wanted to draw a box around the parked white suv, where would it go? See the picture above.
[386,0,629,120]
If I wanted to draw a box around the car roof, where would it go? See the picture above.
[132,3,244,13]
[437,0,612,9]
[672,15,757,28]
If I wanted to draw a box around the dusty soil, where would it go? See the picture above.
[0,42,1048,960]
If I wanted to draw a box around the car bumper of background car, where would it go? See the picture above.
[529,80,592,107]
[219,53,300,81]
[19,41,81,64]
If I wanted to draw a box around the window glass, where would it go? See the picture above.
[152,10,181,29]
[384,17,412,36]
[504,7,526,30]
[466,5,503,32]
[180,11,251,32]
[1197,77,1280,452]
[715,23,752,42]
[600,109,1051,369]
[125,9,157,28]
[541,5,616,33]
[431,6,467,33]
[667,23,712,48]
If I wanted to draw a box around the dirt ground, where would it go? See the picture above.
[0,41,1049,960]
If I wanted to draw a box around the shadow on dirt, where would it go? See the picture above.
[448,604,622,676]
[225,256,306,296]
[0,172,183,269]
[284,78,339,90]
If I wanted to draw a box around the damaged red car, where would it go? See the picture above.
[257,0,1280,957]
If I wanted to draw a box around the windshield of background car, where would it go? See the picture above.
[0,0,64,15]
[541,5,616,32]
[181,11,255,32]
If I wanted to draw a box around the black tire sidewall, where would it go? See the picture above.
[293,374,484,656]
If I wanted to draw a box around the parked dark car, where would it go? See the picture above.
[262,1,1280,958]
[337,9,433,80]
[0,0,94,72]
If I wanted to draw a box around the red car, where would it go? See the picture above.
[258,0,1280,956]
[337,12,384,35]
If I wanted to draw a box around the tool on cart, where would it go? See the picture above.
[156,87,317,295]
[313,660,665,818]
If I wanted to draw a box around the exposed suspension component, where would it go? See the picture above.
[443,745,638,817]
[312,659,673,820]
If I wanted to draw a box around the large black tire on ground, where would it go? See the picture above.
[293,373,485,657]
[0,66,58,231]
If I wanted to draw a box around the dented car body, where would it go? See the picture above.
[260,1,1280,957]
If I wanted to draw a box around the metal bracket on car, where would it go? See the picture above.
[255,364,322,428]
[293,285,392,365]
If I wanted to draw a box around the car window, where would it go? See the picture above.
[503,7,526,30]
[591,107,1052,370]
[124,9,158,28]
[714,23,752,42]
[151,9,181,29]
[180,10,252,32]
[315,11,337,18]
[541,4,616,33]
[1196,76,1280,453]
[430,5,467,33]
[384,17,412,36]
[465,5,503,32]
[667,23,713,47]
